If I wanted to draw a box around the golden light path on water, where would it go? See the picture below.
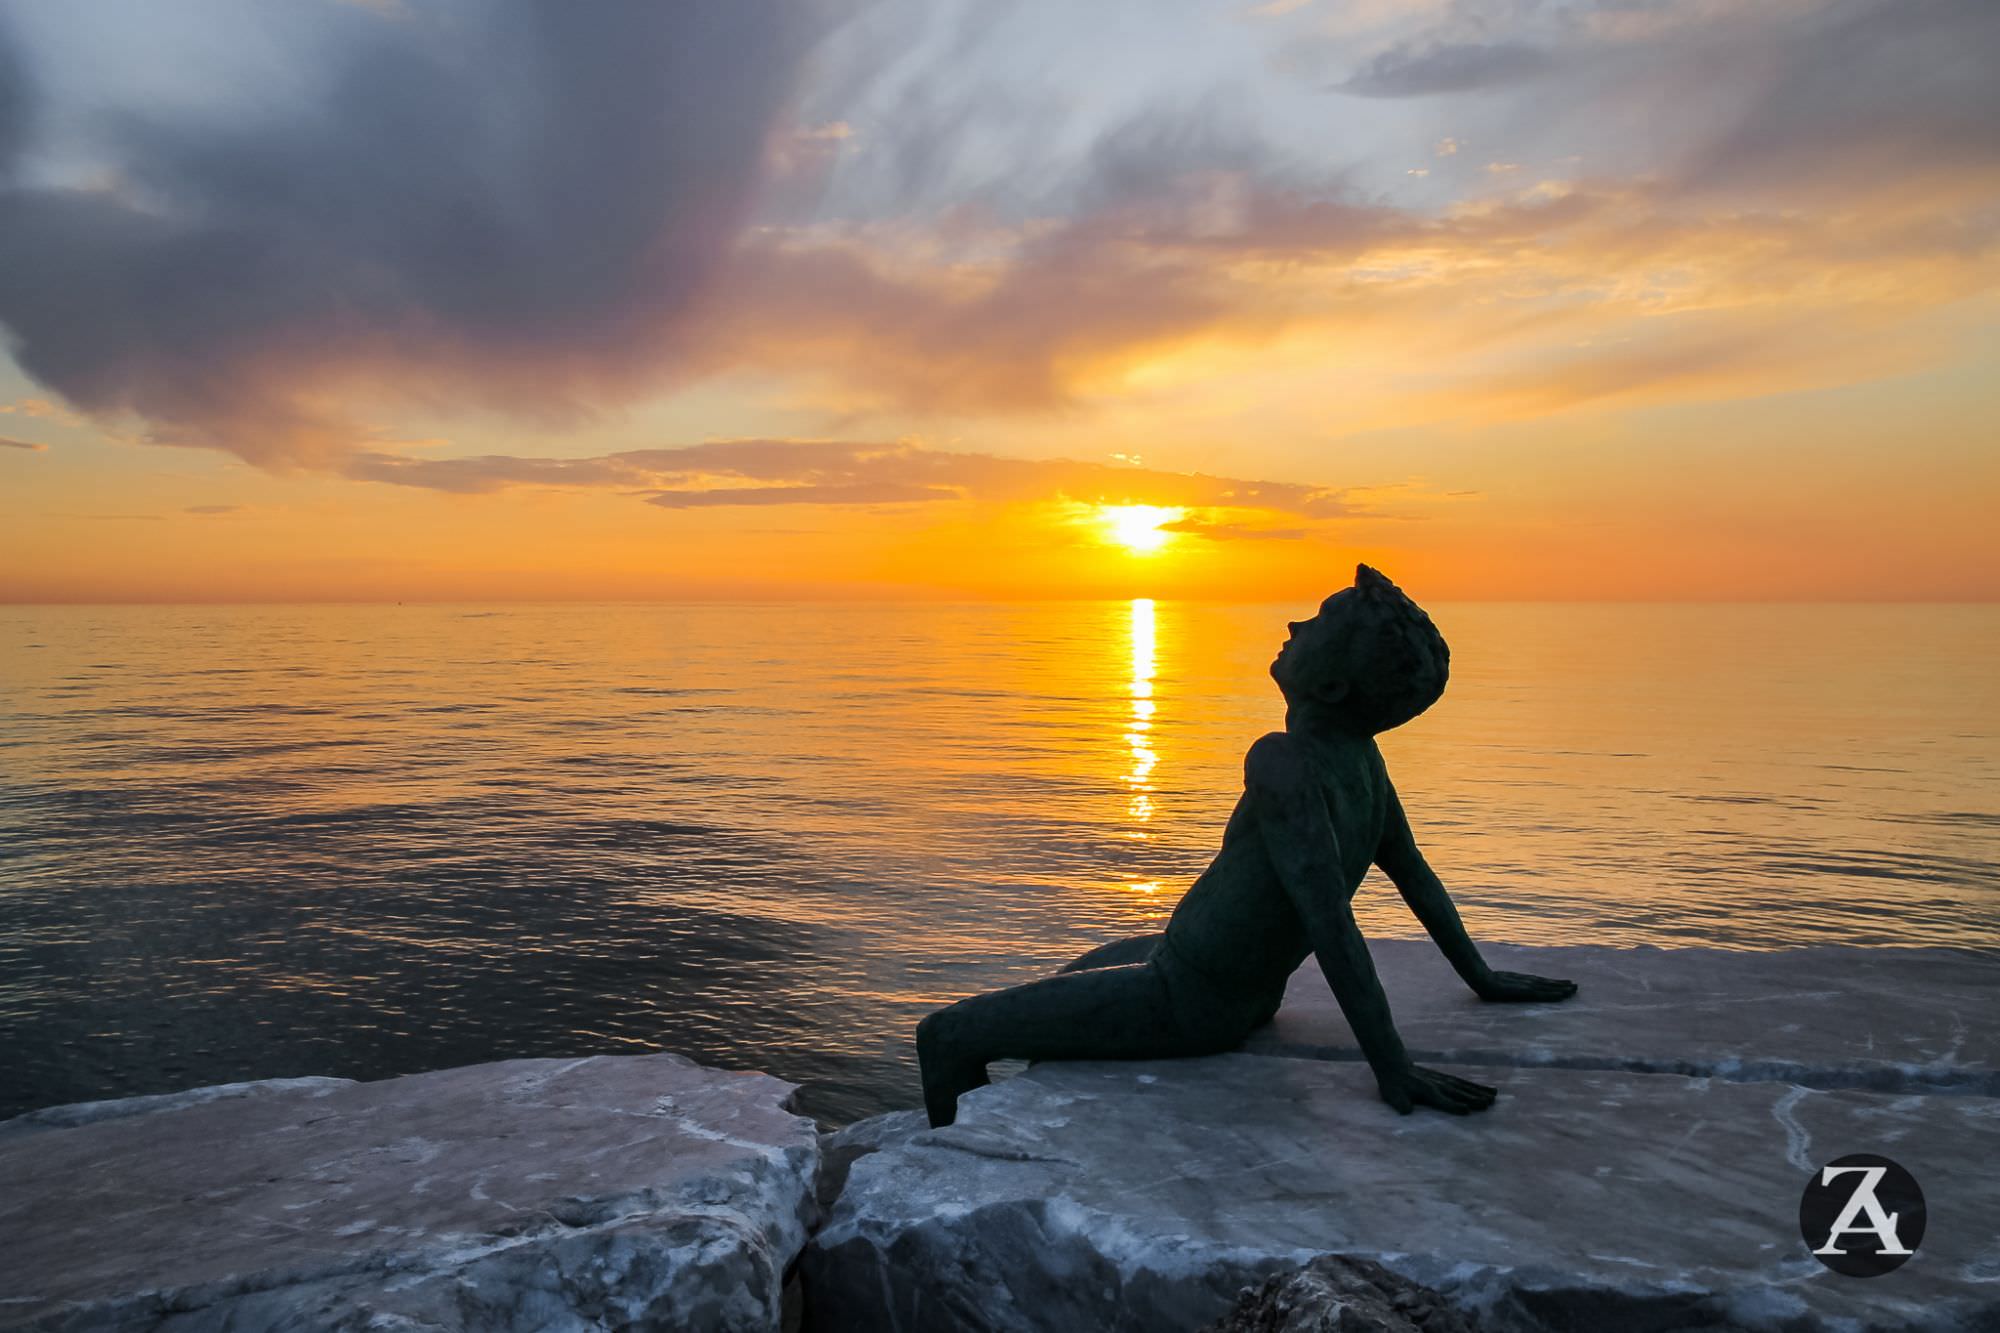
[1123,599,1161,896]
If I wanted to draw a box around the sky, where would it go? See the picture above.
[0,0,1994,602]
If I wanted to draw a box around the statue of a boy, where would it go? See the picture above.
[917,565,1578,1127]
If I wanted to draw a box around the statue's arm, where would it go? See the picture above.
[1373,784,1493,991]
[1244,734,1494,1115]
[1376,783,1579,1005]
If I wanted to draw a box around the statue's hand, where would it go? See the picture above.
[1472,970,1579,1003]
[1376,1063,1497,1115]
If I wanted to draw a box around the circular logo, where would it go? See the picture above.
[1799,1154,1925,1277]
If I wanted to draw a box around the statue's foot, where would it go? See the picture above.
[916,1011,988,1129]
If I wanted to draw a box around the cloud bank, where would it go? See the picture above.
[0,2,827,467]
[0,0,1993,476]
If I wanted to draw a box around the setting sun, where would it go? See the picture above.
[1098,505,1183,556]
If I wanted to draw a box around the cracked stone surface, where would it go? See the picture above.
[0,1077,360,1138]
[1199,1253,1476,1333]
[1245,942,1999,1095]
[804,947,2000,1333]
[0,1054,819,1332]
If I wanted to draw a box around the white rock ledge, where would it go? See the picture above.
[1246,942,2000,1096]
[0,1054,820,1332]
[805,946,2000,1333]
[0,1076,358,1138]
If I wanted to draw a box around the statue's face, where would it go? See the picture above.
[1270,591,1355,685]
[1270,567,1449,733]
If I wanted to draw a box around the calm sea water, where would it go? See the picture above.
[2,601,1996,1125]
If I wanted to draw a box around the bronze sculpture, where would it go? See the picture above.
[917,565,1578,1128]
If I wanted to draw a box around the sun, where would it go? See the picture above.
[1098,504,1183,555]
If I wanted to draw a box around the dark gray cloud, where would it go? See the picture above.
[0,2,831,467]
[0,12,29,174]
[1679,0,2000,194]
[344,438,1358,526]
[0,435,46,451]
[1334,41,1553,98]
[1326,0,2000,196]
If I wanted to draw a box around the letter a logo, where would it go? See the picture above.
[1812,1166,1912,1256]
[1799,1154,1926,1277]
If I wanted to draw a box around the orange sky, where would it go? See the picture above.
[1,1,1995,602]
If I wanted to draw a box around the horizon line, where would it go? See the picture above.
[4,595,1997,609]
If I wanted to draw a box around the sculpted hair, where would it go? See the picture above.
[1343,565,1450,731]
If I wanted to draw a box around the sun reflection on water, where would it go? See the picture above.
[1125,598,1158,836]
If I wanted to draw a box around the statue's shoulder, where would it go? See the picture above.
[1243,731,1307,788]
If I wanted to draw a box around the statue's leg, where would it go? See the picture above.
[917,962,1199,1127]
[1056,932,1165,973]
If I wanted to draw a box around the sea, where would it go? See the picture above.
[2,601,1995,1126]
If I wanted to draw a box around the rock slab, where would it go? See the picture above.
[805,946,2000,1333]
[1199,1254,1476,1333]
[0,1054,820,1332]
[1246,941,2000,1095]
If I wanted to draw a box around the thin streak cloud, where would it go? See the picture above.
[345,439,1361,528]
[1334,42,1554,98]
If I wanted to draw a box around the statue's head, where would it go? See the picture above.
[1270,564,1449,734]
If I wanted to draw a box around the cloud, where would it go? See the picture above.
[0,13,29,176]
[656,1,1996,423]
[0,2,829,467]
[1,397,77,423]
[694,162,1996,421]
[344,438,1361,529]
[688,155,1419,414]
[1334,42,1553,98]
[1329,0,1999,202]
[1160,516,1307,541]
[1675,0,2000,196]
[0,436,47,451]
[649,482,955,509]
[183,504,241,515]
[0,0,1993,464]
